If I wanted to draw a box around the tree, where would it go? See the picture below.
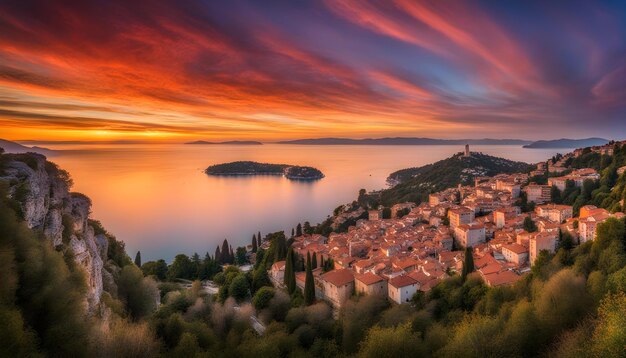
[252,263,271,292]
[461,247,474,280]
[191,252,201,278]
[284,247,296,294]
[134,251,142,267]
[358,323,425,358]
[117,265,159,320]
[221,239,230,264]
[304,252,315,305]
[312,252,318,270]
[258,231,262,247]
[591,292,626,357]
[215,246,221,264]
[296,223,302,237]
[291,228,295,237]
[168,254,194,280]
[523,216,537,233]
[253,287,275,310]
[551,186,562,204]
[235,246,248,265]
[303,222,313,235]
[252,234,258,253]
[141,259,168,280]
[229,274,250,302]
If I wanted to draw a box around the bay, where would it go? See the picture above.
[40,143,564,262]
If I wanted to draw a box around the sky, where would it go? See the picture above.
[0,0,625,142]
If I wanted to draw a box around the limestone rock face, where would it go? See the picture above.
[1,154,106,313]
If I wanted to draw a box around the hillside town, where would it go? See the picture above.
[265,142,626,309]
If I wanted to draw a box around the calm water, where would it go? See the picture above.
[40,143,563,262]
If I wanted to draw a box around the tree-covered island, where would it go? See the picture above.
[205,161,324,180]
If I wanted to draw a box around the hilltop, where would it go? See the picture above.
[523,137,609,148]
[379,151,532,205]
[0,138,55,155]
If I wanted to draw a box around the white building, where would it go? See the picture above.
[388,275,418,304]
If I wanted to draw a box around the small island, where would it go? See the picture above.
[205,161,324,180]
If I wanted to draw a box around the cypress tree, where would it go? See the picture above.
[258,231,262,245]
[461,246,475,280]
[252,234,258,253]
[229,245,234,264]
[296,223,302,237]
[312,252,317,269]
[291,228,295,237]
[284,248,296,294]
[320,255,325,268]
[304,252,315,305]
[134,251,141,267]
[221,239,229,263]
[215,246,221,264]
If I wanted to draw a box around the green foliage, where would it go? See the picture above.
[591,292,626,357]
[523,216,537,232]
[142,259,169,280]
[253,287,275,311]
[358,323,424,358]
[235,246,248,265]
[168,254,194,280]
[284,248,296,294]
[62,213,75,244]
[228,274,249,302]
[461,247,474,280]
[0,186,91,356]
[304,252,315,306]
[134,251,142,267]
[117,265,159,320]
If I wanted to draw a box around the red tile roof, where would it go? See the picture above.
[321,269,355,287]
[355,272,385,286]
[388,275,417,288]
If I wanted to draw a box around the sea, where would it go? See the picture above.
[33,143,566,262]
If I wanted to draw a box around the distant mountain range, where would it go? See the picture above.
[185,140,262,145]
[523,138,609,148]
[277,137,533,145]
[0,139,54,156]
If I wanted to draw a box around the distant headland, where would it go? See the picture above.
[523,138,609,148]
[205,161,324,180]
[276,137,532,145]
[186,140,262,145]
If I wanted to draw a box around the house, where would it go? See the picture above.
[454,223,486,248]
[579,209,625,243]
[496,180,521,198]
[448,207,475,228]
[535,204,573,223]
[320,269,355,308]
[501,243,529,265]
[529,232,558,265]
[368,209,383,221]
[388,275,418,304]
[481,269,523,287]
[355,272,388,296]
[270,261,285,287]
[524,184,551,204]
[494,206,521,228]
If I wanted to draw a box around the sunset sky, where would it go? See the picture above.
[1,0,625,142]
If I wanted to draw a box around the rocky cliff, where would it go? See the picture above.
[1,153,110,313]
